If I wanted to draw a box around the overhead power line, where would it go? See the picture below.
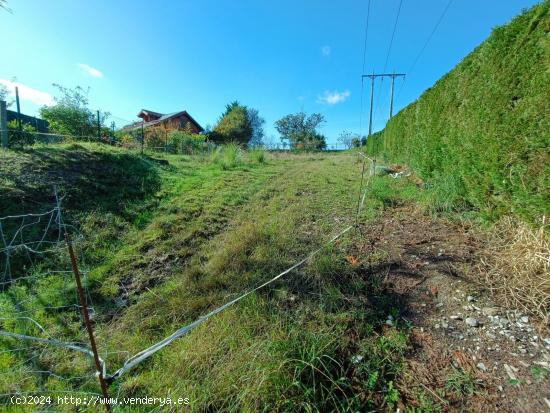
[397,0,455,99]
[382,0,404,75]
[359,0,373,137]
[373,0,404,130]
[361,0,373,75]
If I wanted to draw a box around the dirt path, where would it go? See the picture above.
[357,207,550,412]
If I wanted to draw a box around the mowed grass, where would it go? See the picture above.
[0,144,420,412]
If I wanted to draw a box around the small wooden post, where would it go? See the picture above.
[141,123,144,155]
[97,110,101,141]
[0,100,8,149]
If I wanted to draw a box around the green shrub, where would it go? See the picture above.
[144,125,167,150]
[7,119,37,146]
[168,130,206,154]
[118,133,137,149]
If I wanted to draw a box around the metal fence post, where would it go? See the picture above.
[65,232,112,412]
[0,100,7,149]
[15,87,22,137]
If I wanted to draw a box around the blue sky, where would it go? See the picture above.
[0,0,541,148]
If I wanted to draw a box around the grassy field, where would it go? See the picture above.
[1,143,431,412]
[2,5,549,412]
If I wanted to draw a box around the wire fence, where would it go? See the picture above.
[0,128,221,158]
[0,100,209,155]
[0,154,375,409]
[0,188,105,407]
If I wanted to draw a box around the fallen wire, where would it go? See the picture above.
[108,224,354,381]
[1,157,376,386]
[0,330,105,378]
[108,153,376,381]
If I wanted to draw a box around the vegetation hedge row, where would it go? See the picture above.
[366,2,549,223]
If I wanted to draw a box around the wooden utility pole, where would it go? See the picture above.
[361,72,405,165]
[389,75,396,118]
[361,72,405,134]
[368,74,375,136]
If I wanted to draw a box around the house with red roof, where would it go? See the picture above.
[123,109,204,134]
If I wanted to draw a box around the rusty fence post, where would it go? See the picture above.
[65,232,112,412]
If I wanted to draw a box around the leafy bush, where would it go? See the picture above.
[7,119,37,146]
[211,101,265,147]
[275,111,327,151]
[118,133,137,149]
[144,126,167,150]
[39,84,109,138]
[168,130,206,154]
[367,3,550,223]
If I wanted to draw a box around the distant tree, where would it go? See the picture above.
[0,80,15,108]
[247,108,265,147]
[211,101,264,147]
[338,131,362,149]
[337,130,355,149]
[40,84,109,137]
[0,84,9,104]
[212,104,251,145]
[274,111,326,151]
[220,101,240,118]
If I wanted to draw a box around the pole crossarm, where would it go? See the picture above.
[362,73,405,79]
[361,72,406,139]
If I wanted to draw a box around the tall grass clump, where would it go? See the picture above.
[210,143,242,169]
[248,147,267,164]
[367,2,550,224]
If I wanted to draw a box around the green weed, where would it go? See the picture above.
[445,368,478,397]
[249,148,267,164]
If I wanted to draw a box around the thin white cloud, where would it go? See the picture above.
[297,96,305,101]
[77,63,103,78]
[0,79,54,106]
[321,45,331,56]
[317,90,350,105]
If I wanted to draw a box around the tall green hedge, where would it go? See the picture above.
[368,2,549,223]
